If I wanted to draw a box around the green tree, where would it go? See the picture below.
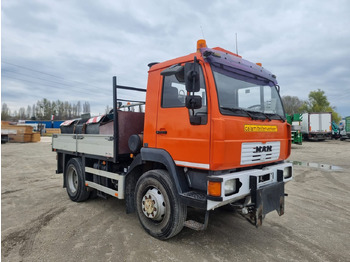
[1,103,11,120]
[18,107,26,120]
[282,96,305,115]
[299,89,341,123]
[2,99,92,121]
[26,105,32,119]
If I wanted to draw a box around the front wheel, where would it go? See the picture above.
[65,158,90,202]
[135,169,187,240]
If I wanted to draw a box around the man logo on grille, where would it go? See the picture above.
[253,146,272,153]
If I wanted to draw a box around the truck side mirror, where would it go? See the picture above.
[184,58,200,92]
[160,65,185,82]
[185,95,202,109]
[161,64,183,76]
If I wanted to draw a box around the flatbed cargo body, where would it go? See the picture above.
[52,134,114,159]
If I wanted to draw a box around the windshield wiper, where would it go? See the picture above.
[258,112,272,122]
[273,114,285,122]
[220,107,260,120]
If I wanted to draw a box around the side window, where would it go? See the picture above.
[161,75,186,108]
[161,65,208,124]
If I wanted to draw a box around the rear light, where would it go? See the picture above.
[208,181,221,197]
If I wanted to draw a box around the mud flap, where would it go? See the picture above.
[250,176,285,227]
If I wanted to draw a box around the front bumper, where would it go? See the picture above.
[207,162,292,216]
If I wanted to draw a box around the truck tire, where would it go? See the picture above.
[135,169,187,240]
[65,158,90,202]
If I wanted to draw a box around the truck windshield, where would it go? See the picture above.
[212,69,285,119]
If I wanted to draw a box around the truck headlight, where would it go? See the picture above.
[284,166,292,179]
[224,179,237,196]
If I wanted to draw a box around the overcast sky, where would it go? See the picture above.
[2,0,350,117]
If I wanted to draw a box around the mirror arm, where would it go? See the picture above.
[192,56,198,93]
[276,84,280,93]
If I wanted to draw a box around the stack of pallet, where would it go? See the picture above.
[45,128,61,135]
[1,122,40,143]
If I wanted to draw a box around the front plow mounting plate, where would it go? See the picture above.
[249,176,285,227]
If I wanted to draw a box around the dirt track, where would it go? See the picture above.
[2,139,350,261]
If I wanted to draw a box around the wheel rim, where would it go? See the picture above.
[67,166,78,194]
[141,188,166,221]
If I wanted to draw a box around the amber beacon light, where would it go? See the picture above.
[197,39,207,51]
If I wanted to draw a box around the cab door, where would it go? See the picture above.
[155,65,210,170]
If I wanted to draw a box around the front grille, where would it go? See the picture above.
[241,141,280,165]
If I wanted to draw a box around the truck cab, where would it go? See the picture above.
[145,43,290,170]
[53,40,293,240]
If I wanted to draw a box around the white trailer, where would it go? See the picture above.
[301,112,332,141]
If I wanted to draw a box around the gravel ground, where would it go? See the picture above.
[1,139,350,261]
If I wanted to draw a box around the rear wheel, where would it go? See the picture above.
[135,169,187,240]
[65,158,90,202]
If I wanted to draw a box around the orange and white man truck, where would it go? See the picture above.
[52,40,293,239]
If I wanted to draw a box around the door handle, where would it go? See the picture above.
[73,135,84,140]
[156,130,167,135]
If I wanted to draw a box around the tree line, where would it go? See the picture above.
[282,89,341,123]
[1,89,341,123]
[1,99,91,121]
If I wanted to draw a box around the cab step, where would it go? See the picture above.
[184,211,209,231]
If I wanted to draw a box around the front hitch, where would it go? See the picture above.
[244,176,285,227]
